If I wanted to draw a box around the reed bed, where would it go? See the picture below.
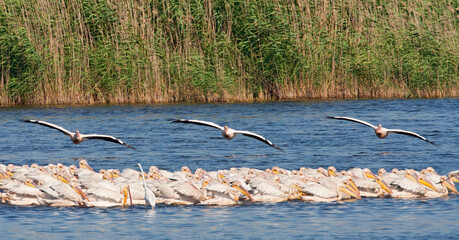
[0,0,457,105]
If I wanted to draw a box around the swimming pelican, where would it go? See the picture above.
[328,116,434,144]
[138,163,156,209]
[24,119,137,150]
[171,119,283,151]
[298,177,361,202]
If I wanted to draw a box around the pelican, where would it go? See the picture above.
[328,116,434,144]
[138,163,156,209]
[298,177,361,202]
[24,119,137,150]
[171,119,283,151]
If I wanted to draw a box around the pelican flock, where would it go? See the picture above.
[1,161,457,207]
[0,116,450,208]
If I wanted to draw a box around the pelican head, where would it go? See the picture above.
[79,160,94,172]
[375,124,387,138]
[363,168,376,179]
[426,167,438,175]
[327,166,337,177]
[376,176,393,194]
[418,175,438,192]
[439,176,458,194]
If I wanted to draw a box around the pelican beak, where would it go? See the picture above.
[442,180,458,194]
[405,172,417,182]
[318,169,327,177]
[419,178,438,192]
[123,187,128,206]
[80,162,95,172]
[328,169,336,177]
[128,186,133,205]
[451,176,459,184]
[364,171,376,180]
[376,178,392,194]
[233,184,253,201]
[339,184,361,200]
[154,173,161,180]
[0,171,9,180]
[58,175,70,184]
[122,186,133,206]
[293,185,304,198]
[72,185,90,202]
[7,170,13,177]
[218,172,225,180]
[273,169,280,175]
[25,181,37,188]
[346,179,360,196]
[111,172,119,179]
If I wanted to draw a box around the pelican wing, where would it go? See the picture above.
[171,181,207,202]
[249,177,286,197]
[300,182,337,199]
[24,120,73,136]
[171,119,224,130]
[81,134,137,150]
[386,129,435,145]
[353,179,380,189]
[207,182,239,195]
[234,130,284,151]
[328,116,377,129]
[87,187,122,202]
[392,177,426,194]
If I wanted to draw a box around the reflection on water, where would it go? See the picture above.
[1,99,458,238]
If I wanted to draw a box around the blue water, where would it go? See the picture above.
[1,99,458,239]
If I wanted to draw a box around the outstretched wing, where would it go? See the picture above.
[328,116,377,129]
[24,119,73,136]
[171,119,224,130]
[81,134,137,151]
[234,130,284,152]
[386,129,435,145]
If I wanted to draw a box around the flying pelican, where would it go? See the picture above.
[328,116,434,144]
[24,119,137,150]
[138,163,156,209]
[171,119,284,151]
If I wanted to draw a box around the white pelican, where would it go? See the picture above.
[171,119,284,151]
[198,178,251,205]
[328,116,434,144]
[298,177,361,202]
[24,119,137,150]
[138,163,156,209]
[346,168,392,197]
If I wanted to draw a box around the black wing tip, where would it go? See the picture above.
[274,145,285,152]
[128,145,139,151]
[169,118,186,123]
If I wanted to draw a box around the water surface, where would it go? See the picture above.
[1,99,458,239]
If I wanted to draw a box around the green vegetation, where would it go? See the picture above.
[0,0,457,105]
